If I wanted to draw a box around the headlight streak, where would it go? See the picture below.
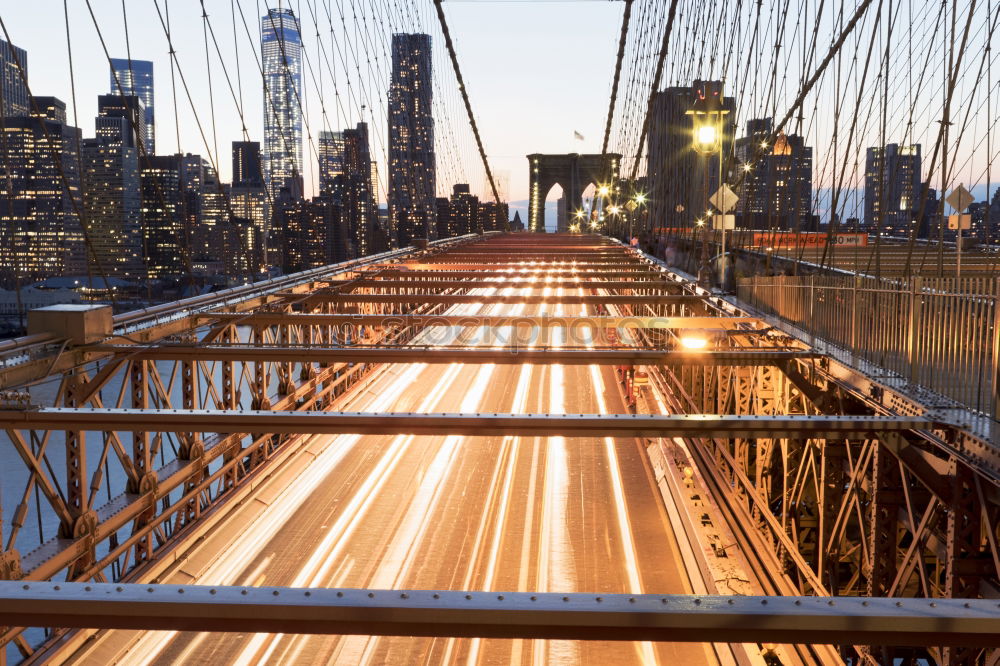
[240,286,508,666]
[588,293,658,665]
[130,260,664,666]
[134,291,488,664]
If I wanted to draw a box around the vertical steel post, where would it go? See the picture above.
[992,277,1000,422]
[907,278,922,386]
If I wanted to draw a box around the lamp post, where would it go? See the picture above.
[686,83,729,288]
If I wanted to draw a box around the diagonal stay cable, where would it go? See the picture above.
[432,0,507,231]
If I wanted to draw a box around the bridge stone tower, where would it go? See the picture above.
[527,153,620,232]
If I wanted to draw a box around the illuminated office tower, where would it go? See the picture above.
[0,96,84,286]
[388,33,436,247]
[140,155,185,279]
[97,93,148,155]
[231,141,268,270]
[343,122,386,257]
[646,81,734,230]
[318,130,344,197]
[864,144,922,235]
[109,58,154,153]
[0,38,28,117]
[261,7,303,202]
[81,100,143,278]
[734,118,813,230]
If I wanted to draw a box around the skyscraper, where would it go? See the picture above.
[864,144,922,235]
[97,93,148,154]
[232,141,264,188]
[318,130,344,196]
[388,33,436,247]
[261,8,303,201]
[140,155,185,279]
[0,96,84,286]
[343,122,386,257]
[735,118,813,230]
[646,81,734,232]
[82,101,143,278]
[109,58,154,153]
[231,142,267,270]
[0,38,29,117]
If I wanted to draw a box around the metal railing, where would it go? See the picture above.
[738,275,1000,421]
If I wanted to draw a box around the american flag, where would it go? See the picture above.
[573,130,584,141]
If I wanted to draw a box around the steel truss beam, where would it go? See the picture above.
[195,314,758,329]
[286,294,703,306]
[372,270,663,279]
[2,583,998,647]
[324,279,684,291]
[93,346,816,366]
[397,261,661,268]
[0,409,932,438]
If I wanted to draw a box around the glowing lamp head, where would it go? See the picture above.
[598,185,610,197]
[634,193,647,205]
[696,124,717,147]
[679,335,709,350]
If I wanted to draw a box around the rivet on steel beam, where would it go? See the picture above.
[210,589,217,595]
[965,602,971,608]
[54,585,60,591]
[629,598,636,603]
[930,602,936,607]
[116,586,123,592]
[563,596,570,602]
[21,584,28,590]
[433,593,440,599]
[273,590,280,596]
[728,599,734,605]
[895,601,902,607]
[498,595,504,601]
[337,591,343,597]
[530,596,537,601]
[596,597,602,602]
[401,593,408,599]
[85,586,92,592]
[178,589,184,594]
[828,600,835,606]
[368,592,375,598]
[304,591,311,597]
[241,589,248,596]
[794,600,801,605]
[694,598,701,605]
[147,587,153,593]
[465,594,473,600]
[862,601,869,606]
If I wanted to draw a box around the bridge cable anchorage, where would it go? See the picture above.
[432,0,507,232]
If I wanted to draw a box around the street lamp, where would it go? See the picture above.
[686,81,730,288]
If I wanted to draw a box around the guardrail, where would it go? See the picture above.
[738,274,1000,421]
[0,234,487,384]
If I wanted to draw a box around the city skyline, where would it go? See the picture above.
[0,1,623,206]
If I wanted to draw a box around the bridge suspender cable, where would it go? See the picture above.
[627,0,679,182]
[601,0,633,158]
[432,0,508,232]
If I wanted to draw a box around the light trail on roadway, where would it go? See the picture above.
[66,264,716,666]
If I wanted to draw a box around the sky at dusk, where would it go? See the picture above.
[0,1,622,211]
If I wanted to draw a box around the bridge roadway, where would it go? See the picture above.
[67,281,717,663]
